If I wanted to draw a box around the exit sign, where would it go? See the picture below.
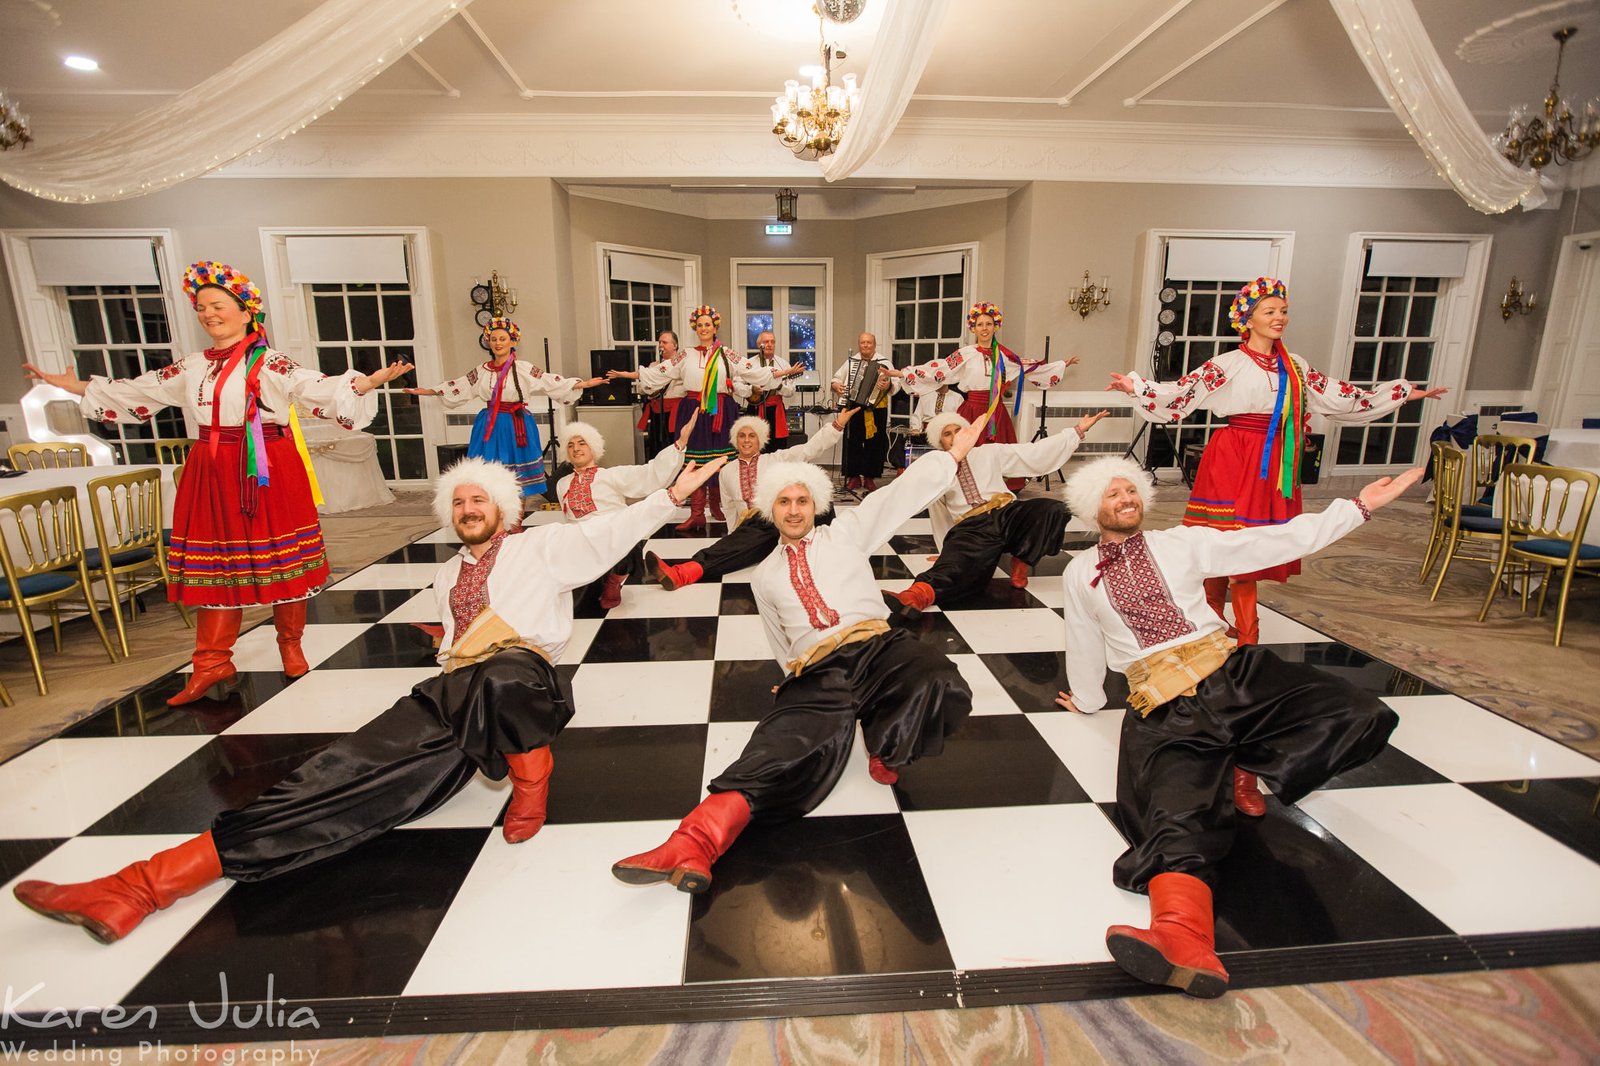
[765,223,793,235]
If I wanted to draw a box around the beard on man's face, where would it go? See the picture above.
[454,508,501,546]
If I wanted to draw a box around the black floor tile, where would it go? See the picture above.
[982,652,1131,714]
[62,672,297,739]
[889,534,938,555]
[1268,643,1444,697]
[882,612,973,657]
[893,714,1089,811]
[684,813,953,982]
[710,660,786,722]
[867,555,914,580]
[545,724,710,824]
[1465,777,1600,865]
[125,827,489,1005]
[317,624,439,670]
[378,542,460,564]
[937,579,1045,612]
[304,587,421,624]
[719,582,760,615]
[0,838,64,882]
[82,733,342,835]
[583,617,718,662]
[1322,744,1450,790]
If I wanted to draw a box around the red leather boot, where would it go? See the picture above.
[599,571,627,610]
[868,754,899,785]
[273,600,309,678]
[1105,871,1229,998]
[1010,558,1031,589]
[1232,766,1267,818]
[13,832,223,944]
[167,608,243,706]
[1203,576,1232,630]
[707,479,726,522]
[1230,580,1260,646]
[611,791,752,894]
[888,581,936,620]
[674,487,707,532]
[647,552,704,591]
[502,747,554,844]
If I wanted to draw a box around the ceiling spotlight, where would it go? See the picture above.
[63,56,99,71]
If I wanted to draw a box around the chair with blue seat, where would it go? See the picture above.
[0,485,119,695]
[1429,443,1510,601]
[1478,463,1600,647]
[1464,434,1537,518]
[1419,440,1459,581]
[85,469,192,658]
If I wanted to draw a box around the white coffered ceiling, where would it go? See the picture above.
[4,0,1597,207]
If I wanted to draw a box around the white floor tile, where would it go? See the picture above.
[225,668,437,735]
[702,722,899,817]
[609,581,722,618]
[0,835,233,1010]
[1384,694,1600,781]
[945,609,1065,654]
[558,617,603,664]
[330,562,441,591]
[950,654,1023,716]
[644,536,716,557]
[902,805,1147,969]
[1024,579,1064,609]
[1300,783,1600,935]
[401,774,511,830]
[1252,606,1334,644]
[1028,708,1127,803]
[417,527,456,544]
[714,615,774,661]
[569,660,713,727]
[0,737,212,837]
[380,589,440,624]
[402,824,692,995]
[182,623,370,675]
[899,553,937,577]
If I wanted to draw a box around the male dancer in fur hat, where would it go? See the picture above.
[888,409,1109,618]
[13,456,726,944]
[1056,456,1419,997]
[647,407,857,590]
[557,412,695,607]
[611,420,987,895]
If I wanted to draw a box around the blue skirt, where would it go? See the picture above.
[468,408,545,496]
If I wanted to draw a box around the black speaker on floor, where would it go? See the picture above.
[436,443,468,471]
[1300,432,1325,485]
[582,348,634,405]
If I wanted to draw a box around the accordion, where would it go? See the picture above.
[839,356,891,410]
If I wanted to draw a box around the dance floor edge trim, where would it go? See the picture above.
[11,926,1597,1048]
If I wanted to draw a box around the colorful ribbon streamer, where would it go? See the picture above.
[1257,341,1305,499]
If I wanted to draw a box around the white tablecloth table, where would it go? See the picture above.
[298,423,396,514]
[1546,428,1600,469]
[0,464,177,555]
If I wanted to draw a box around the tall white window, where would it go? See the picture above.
[733,260,829,394]
[308,280,425,480]
[66,282,185,464]
[601,247,695,372]
[873,248,970,421]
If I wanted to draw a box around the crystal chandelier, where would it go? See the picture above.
[770,8,861,161]
[1496,27,1599,170]
[0,91,32,151]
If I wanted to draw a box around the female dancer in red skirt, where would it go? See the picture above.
[26,261,412,706]
[1108,277,1446,814]
[889,302,1079,490]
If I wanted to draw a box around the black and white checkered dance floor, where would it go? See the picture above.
[3,505,1598,1044]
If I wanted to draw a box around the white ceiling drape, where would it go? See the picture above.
[0,0,472,203]
[820,0,953,182]
[1328,0,1543,214]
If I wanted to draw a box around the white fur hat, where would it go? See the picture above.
[562,420,605,461]
[925,412,969,449]
[1064,456,1156,527]
[731,414,771,450]
[754,459,835,523]
[433,458,523,532]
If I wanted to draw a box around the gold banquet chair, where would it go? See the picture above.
[1419,440,1456,581]
[1463,434,1536,518]
[1427,444,1509,600]
[1478,463,1600,647]
[7,441,89,470]
[86,469,192,657]
[154,437,196,465]
[0,485,119,695]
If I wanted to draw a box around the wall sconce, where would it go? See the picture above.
[469,270,518,320]
[1500,276,1536,320]
[775,188,798,223]
[1067,270,1111,319]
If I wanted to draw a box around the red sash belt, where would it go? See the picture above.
[753,394,789,437]
[684,391,726,432]
[497,402,530,447]
[199,423,286,443]
[1226,414,1271,432]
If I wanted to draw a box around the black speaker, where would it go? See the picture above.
[1300,432,1325,486]
[436,443,468,471]
[581,348,634,405]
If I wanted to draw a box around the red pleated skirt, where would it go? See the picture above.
[1181,417,1302,583]
[167,426,331,607]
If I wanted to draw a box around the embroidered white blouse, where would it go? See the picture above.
[556,442,685,521]
[900,344,1072,398]
[1124,348,1414,424]
[719,421,845,530]
[433,489,680,664]
[636,345,774,402]
[928,429,1083,547]
[752,450,957,669]
[1060,499,1370,712]
[80,349,376,430]
[430,359,585,410]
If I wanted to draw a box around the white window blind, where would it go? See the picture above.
[608,251,686,288]
[881,251,965,280]
[1165,238,1274,282]
[30,238,159,286]
[285,236,409,284]
[737,263,827,288]
[1367,240,1469,278]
